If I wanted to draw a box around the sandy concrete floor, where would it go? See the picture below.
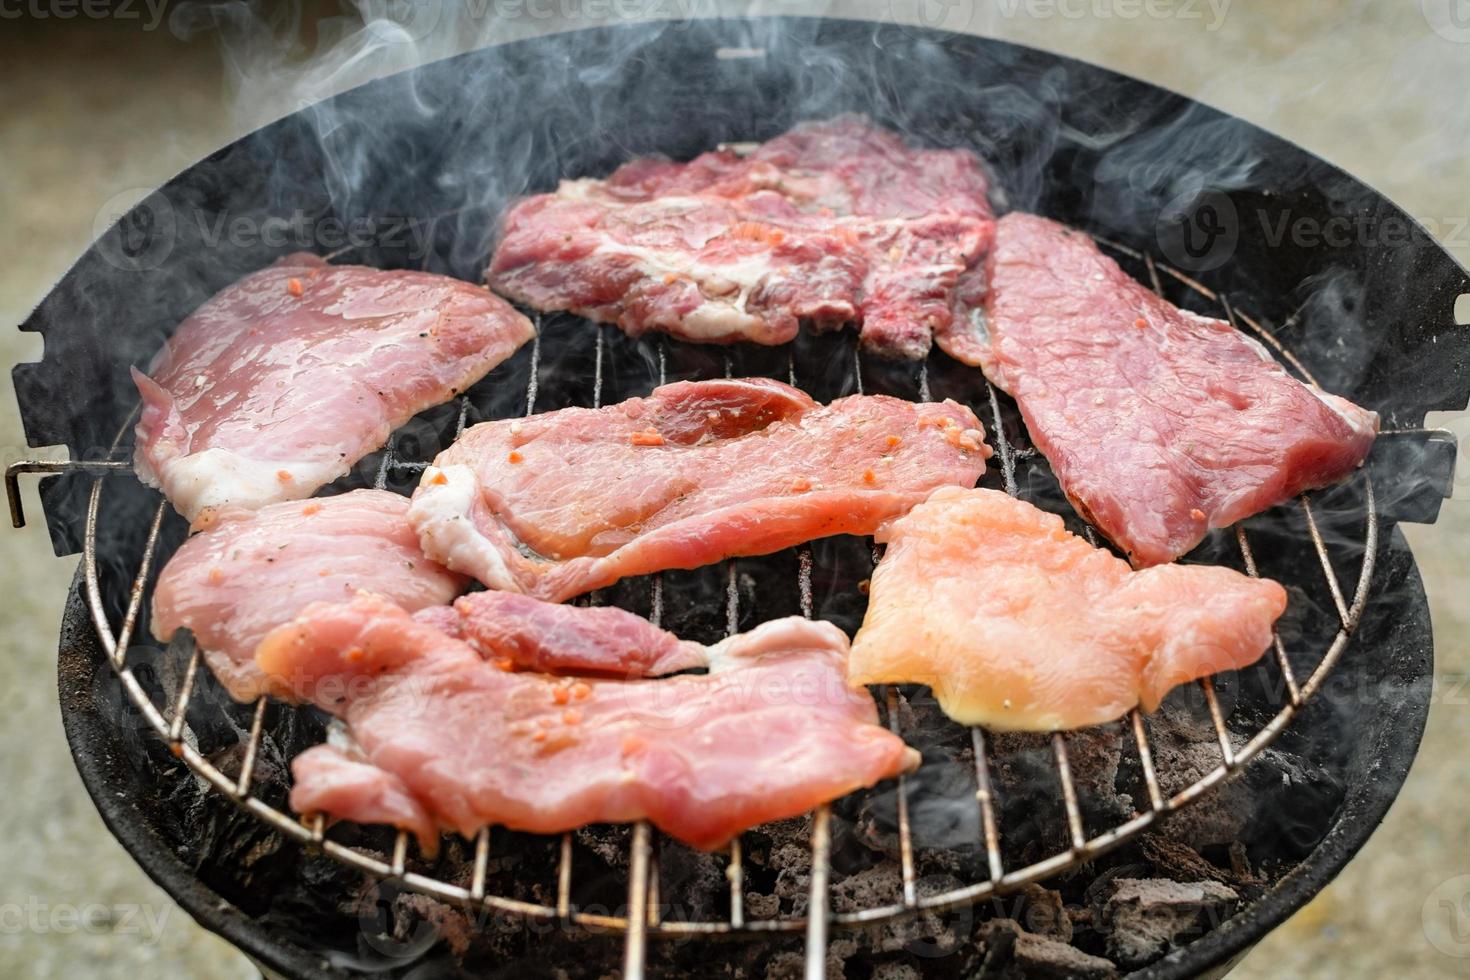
[0,3,1466,977]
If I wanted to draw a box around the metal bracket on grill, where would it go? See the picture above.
[5,458,130,529]
[1367,427,1458,525]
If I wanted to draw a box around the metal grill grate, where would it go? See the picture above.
[8,243,1389,980]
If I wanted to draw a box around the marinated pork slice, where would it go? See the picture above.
[849,488,1288,731]
[409,377,989,601]
[952,212,1377,567]
[439,590,706,677]
[133,252,535,523]
[258,593,917,851]
[489,116,994,359]
[151,489,464,701]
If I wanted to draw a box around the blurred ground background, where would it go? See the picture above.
[1,2,1467,977]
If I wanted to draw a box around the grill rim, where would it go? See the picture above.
[17,14,1460,977]
[55,522,1436,980]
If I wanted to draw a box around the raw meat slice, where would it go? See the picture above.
[848,488,1287,731]
[290,744,438,851]
[258,593,917,851]
[150,489,463,701]
[948,212,1377,566]
[440,590,706,677]
[489,116,993,359]
[133,252,535,523]
[409,377,989,601]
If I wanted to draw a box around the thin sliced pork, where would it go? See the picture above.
[949,212,1377,566]
[849,488,1287,731]
[437,590,705,677]
[409,377,989,601]
[133,252,535,522]
[150,489,463,701]
[489,116,993,359]
[258,593,917,851]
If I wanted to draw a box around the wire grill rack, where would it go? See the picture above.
[10,243,1388,980]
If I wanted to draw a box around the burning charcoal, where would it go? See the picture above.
[988,726,1130,860]
[1009,883,1073,942]
[870,874,973,957]
[830,864,904,913]
[395,893,474,957]
[575,825,632,869]
[1142,709,1252,846]
[870,963,923,980]
[1100,878,1239,968]
[652,842,728,923]
[1139,836,1262,892]
[766,936,861,980]
[977,919,1118,979]
[744,891,780,920]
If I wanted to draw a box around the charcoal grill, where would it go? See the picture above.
[9,17,1465,979]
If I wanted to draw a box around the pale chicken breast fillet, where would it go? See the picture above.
[257,593,918,851]
[150,489,464,701]
[133,252,535,523]
[409,377,989,602]
[849,488,1288,731]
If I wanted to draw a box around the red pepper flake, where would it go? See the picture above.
[885,435,902,449]
[427,470,449,486]
[344,647,364,663]
[1190,508,1206,521]
[570,682,591,701]
[286,278,304,297]
[791,476,812,493]
[302,502,323,516]
[207,567,224,585]
[532,730,548,743]
[317,568,331,577]
[493,657,515,672]
[857,578,871,595]
[551,686,571,706]
[508,450,525,464]
[630,429,665,447]
[1135,317,1148,329]
[276,469,293,483]
[562,709,582,725]
[862,469,876,485]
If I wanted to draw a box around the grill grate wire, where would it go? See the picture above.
[11,244,1385,978]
